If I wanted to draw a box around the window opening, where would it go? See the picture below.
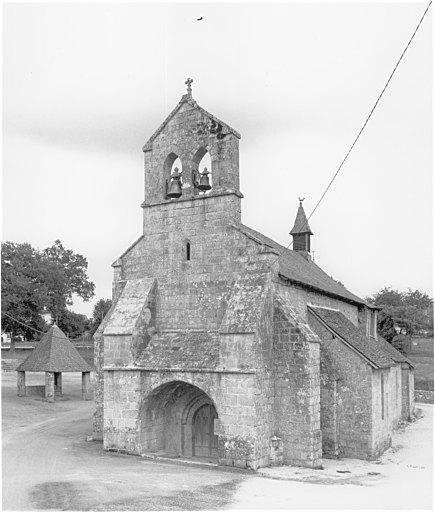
[171,158,182,175]
[186,242,191,261]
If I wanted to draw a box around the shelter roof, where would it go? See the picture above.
[237,224,367,307]
[308,306,402,369]
[16,325,91,373]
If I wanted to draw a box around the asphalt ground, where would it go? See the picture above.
[2,372,433,510]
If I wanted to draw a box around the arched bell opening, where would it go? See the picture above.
[163,153,183,199]
[139,380,218,461]
[191,148,212,196]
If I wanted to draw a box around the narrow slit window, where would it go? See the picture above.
[186,242,191,261]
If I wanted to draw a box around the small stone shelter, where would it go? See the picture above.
[16,324,92,402]
[92,81,414,469]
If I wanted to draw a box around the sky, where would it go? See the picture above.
[3,2,433,318]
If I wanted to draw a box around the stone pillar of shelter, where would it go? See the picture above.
[54,372,62,396]
[17,371,26,397]
[82,372,91,401]
[45,372,55,402]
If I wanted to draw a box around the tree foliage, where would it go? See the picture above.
[365,287,433,349]
[90,298,112,336]
[1,240,95,339]
[57,310,91,339]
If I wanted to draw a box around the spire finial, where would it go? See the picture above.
[185,77,193,95]
[298,197,305,204]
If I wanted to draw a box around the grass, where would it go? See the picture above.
[408,337,434,391]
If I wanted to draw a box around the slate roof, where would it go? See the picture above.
[377,334,414,367]
[237,224,367,307]
[135,331,219,370]
[308,306,409,369]
[290,202,313,235]
[16,325,91,372]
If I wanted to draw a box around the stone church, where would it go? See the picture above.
[92,79,414,469]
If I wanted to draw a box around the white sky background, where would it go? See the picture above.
[3,2,433,318]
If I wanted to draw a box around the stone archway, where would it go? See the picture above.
[139,380,218,460]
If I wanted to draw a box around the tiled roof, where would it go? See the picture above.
[16,325,91,373]
[290,202,313,235]
[308,306,395,368]
[135,331,219,370]
[238,224,367,306]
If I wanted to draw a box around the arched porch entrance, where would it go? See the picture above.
[139,381,219,462]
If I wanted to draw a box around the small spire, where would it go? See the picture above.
[290,199,313,257]
[290,200,313,235]
[185,77,193,96]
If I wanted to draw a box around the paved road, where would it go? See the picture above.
[2,373,433,510]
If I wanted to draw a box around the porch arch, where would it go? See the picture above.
[139,380,219,459]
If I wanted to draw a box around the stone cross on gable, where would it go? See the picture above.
[185,78,193,95]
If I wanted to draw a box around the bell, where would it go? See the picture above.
[167,167,183,199]
[198,167,211,191]
[167,177,182,198]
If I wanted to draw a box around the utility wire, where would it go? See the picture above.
[3,311,46,334]
[2,311,79,342]
[270,1,432,267]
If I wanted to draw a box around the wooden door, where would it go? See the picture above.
[192,404,218,458]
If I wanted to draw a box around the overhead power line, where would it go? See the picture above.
[271,0,432,267]
[2,311,74,342]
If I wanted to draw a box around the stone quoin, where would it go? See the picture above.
[93,80,415,469]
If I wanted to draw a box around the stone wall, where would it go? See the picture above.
[273,293,322,468]
[308,311,374,460]
[401,365,415,420]
[415,390,434,404]
[103,369,141,453]
[371,369,394,457]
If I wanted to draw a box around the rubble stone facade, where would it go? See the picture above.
[93,83,414,469]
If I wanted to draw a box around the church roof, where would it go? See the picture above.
[142,93,241,152]
[308,306,410,369]
[290,202,313,235]
[16,325,91,373]
[237,224,368,307]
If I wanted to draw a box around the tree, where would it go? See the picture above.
[366,287,433,353]
[57,310,91,339]
[90,298,112,336]
[1,240,95,338]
